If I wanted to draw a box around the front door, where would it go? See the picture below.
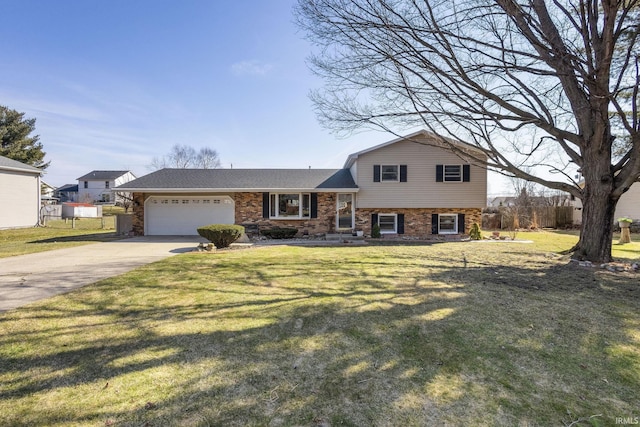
[337,193,353,230]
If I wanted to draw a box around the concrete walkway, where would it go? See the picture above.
[0,236,206,312]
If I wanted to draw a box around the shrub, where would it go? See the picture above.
[197,224,245,248]
[261,227,298,239]
[371,223,381,238]
[469,222,482,240]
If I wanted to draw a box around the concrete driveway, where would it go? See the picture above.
[0,236,206,312]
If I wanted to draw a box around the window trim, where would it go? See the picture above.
[377,213,398,234]
[438,213,458,234]
[380,164,400,182]
[269,192,311,219]
[443,165,463,182]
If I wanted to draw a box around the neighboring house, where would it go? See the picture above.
[0,155,42,229]
[572,180,640,225]
[55,184,79,202]
[40,181,58,205]
[487,196,517,208]
[614,181,640,221]
[77,170,136,204]
[117,130,487,236]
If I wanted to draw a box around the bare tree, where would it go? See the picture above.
[168,144,197,168]
[148,145,222,170]
[195,147,222,169]
[115,192,134,213]
[296,0,640,262]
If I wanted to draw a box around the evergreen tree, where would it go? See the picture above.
[0,105,49,169]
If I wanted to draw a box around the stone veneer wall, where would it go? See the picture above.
[355,207,482,237]
[131,192,146,236]
[234,192,337,235]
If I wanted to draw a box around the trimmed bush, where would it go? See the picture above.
[261,227,298,239]
[371,223,381,238]
[197,224,245,248]
[469,222,482,240]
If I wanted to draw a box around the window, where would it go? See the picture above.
[378,214,397,233]
[83,181,88,189]
[381,165,399,181]
[444,165,462,182]
[269,193,310,218]
[373,164,407,182]
[181,200,189,204]
[436,164,470,182]
[105,181,110,189]
[438,214,458,234]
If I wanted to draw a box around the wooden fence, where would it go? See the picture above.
[482,206,574,230]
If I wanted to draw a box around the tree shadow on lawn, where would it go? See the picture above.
[30,232,121,244]
[0,249,638,426]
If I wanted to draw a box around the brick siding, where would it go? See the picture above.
[355,207,482,237]
[131,192,481,238]
[235,192,336,235]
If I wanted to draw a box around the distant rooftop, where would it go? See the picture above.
[77,170,132,181]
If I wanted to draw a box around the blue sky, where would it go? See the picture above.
[0,0,507,193]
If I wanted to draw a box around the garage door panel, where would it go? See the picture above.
[146,196,234,235]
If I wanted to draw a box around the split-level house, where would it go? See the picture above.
[117,131,487,237]
[77,170,136,204]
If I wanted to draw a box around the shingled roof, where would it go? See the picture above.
[116,168,358,192]
[77,170,132,180]
[0,155,42,174]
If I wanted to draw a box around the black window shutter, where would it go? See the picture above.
[371,213,378,226]
[262,192,270,218]
[436,165,443,182]
[397,214,405,234]
[431,213,439,234]
[458,214,466,233]
[373,165,381,182]
[311,193,318,218]
[400,165,407,182]
[463,165,471,182]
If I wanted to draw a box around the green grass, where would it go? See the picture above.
[0,218,120,258]
[0,233,638,426]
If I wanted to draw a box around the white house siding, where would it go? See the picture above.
[354,138,487,209]
[78,172,136,203]
[572,182,640,225]
[615,183,640,221]
[0,170,40,229]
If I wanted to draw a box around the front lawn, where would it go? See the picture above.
[0,234,638,426]
[0,221,120,258]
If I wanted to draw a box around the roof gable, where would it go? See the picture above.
[343,129,485,168]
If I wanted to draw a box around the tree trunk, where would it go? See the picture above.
[574,190,617,262]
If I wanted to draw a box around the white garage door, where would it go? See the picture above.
[146,196,235,235]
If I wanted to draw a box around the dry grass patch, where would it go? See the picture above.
[0,233,638,426]
[0,223,119,258]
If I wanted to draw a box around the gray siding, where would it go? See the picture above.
[355,138,487,209]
